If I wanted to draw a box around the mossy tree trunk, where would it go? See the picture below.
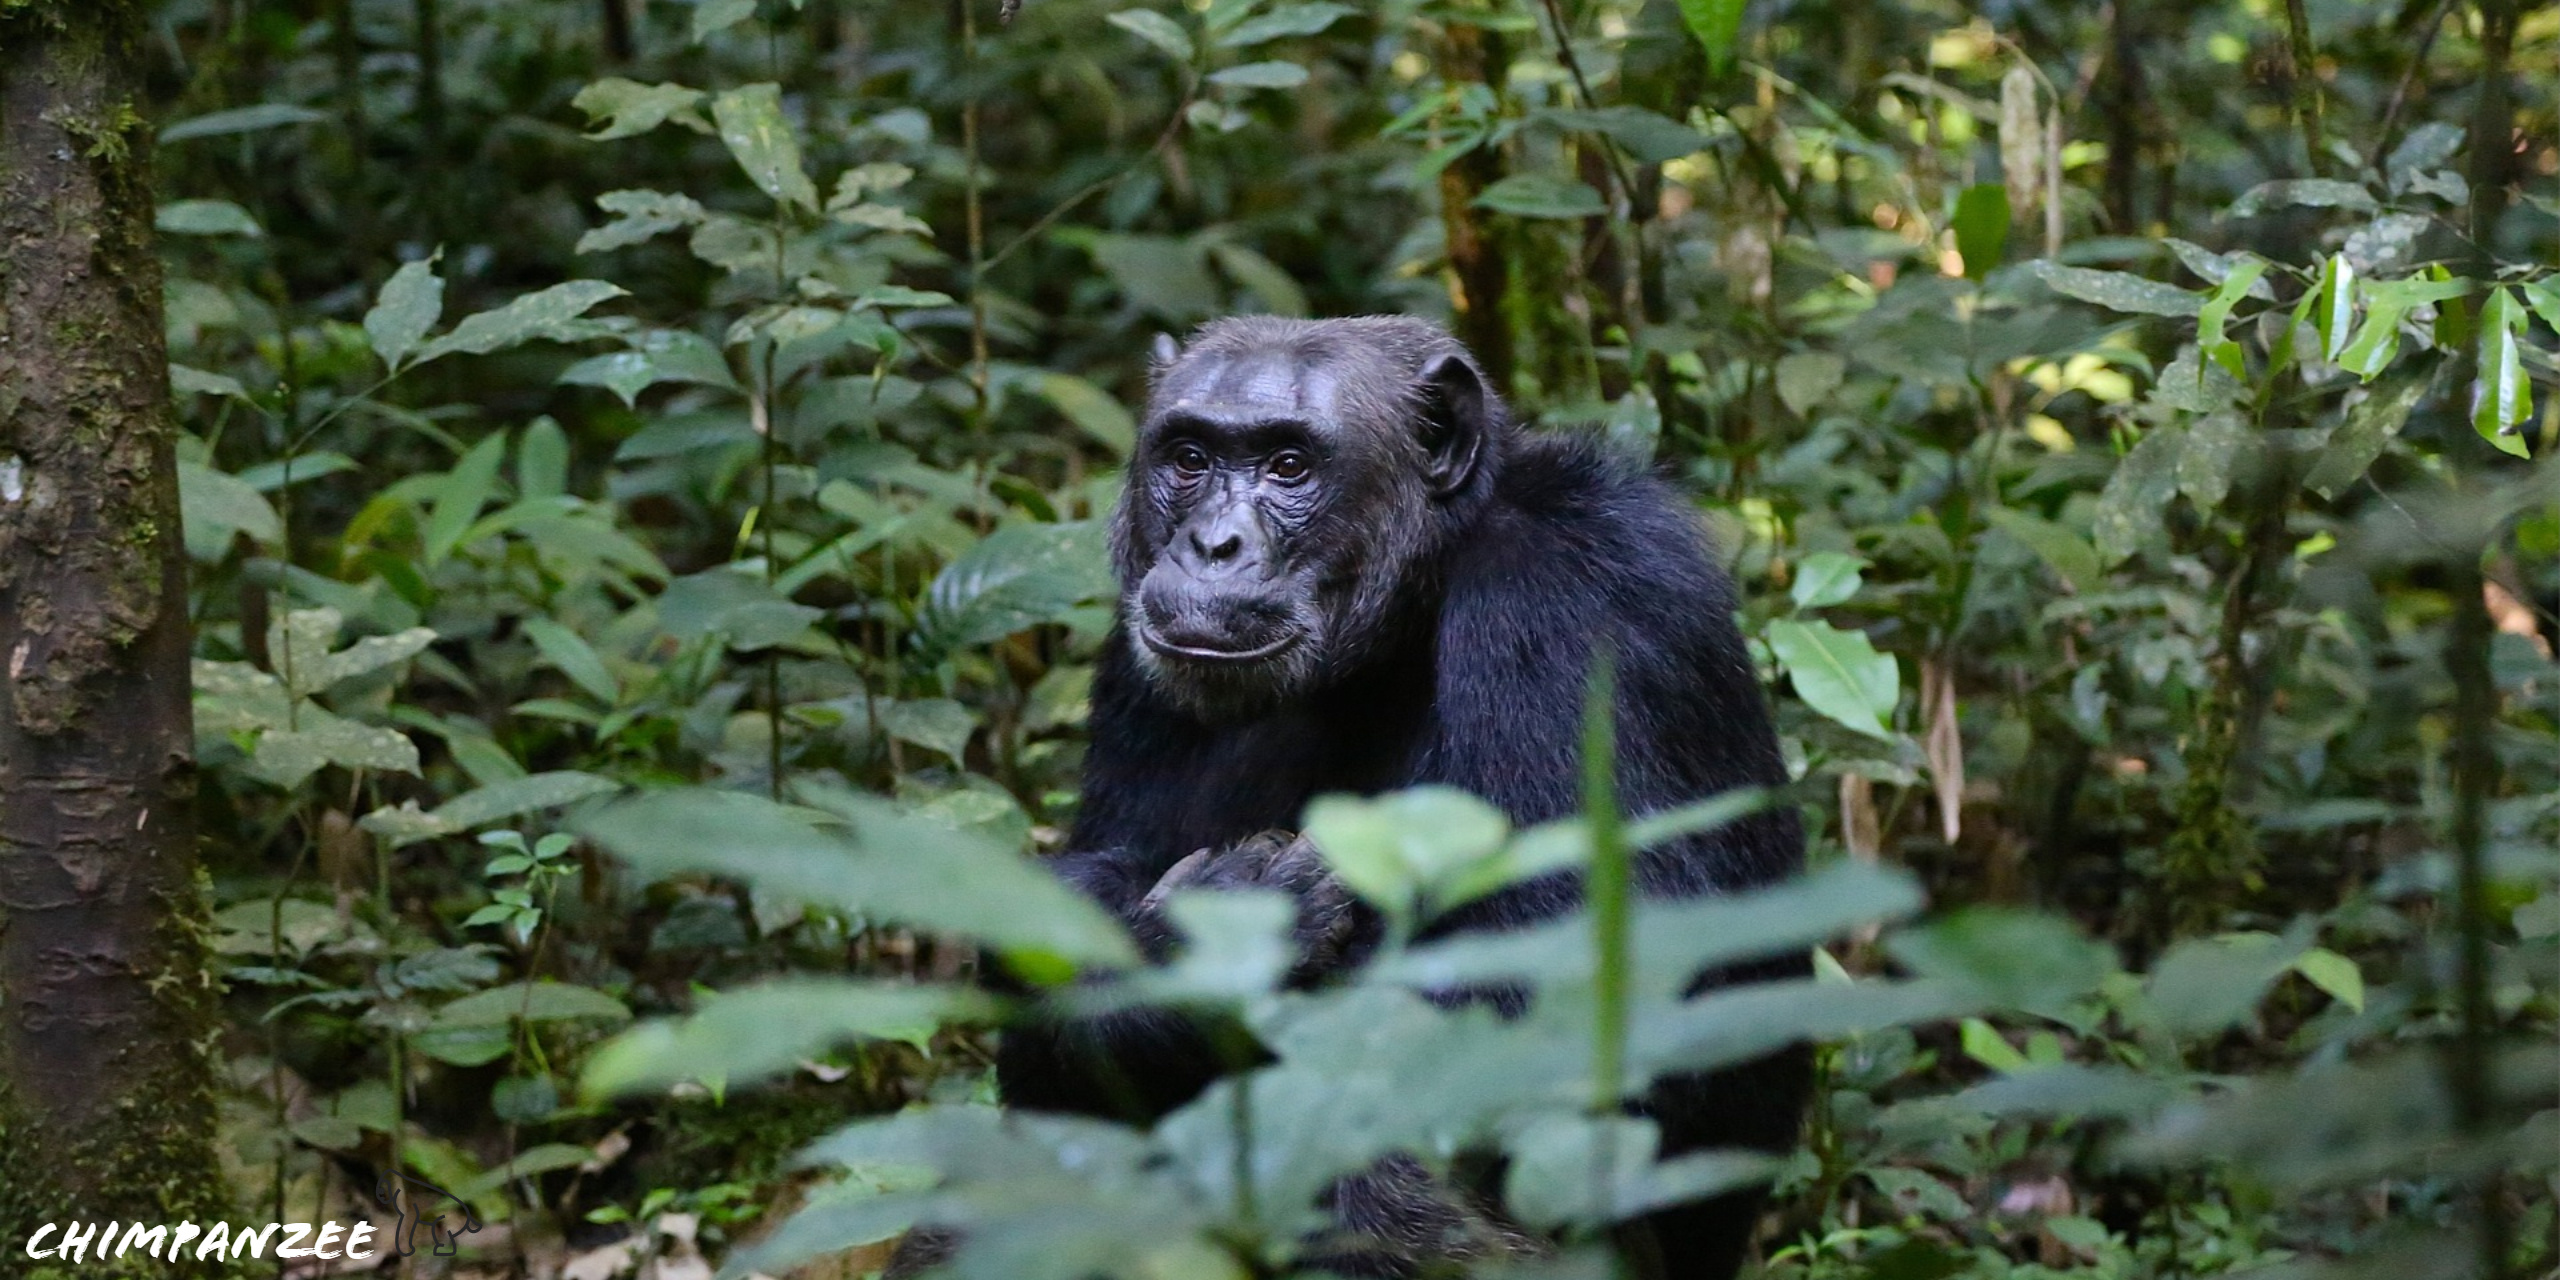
[0,0,229,1254]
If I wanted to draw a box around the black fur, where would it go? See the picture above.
[996,317,1808,1279]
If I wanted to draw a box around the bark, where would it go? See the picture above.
[0,0,227,1251]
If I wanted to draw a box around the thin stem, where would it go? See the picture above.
[961,0,990,421]
[2445,554,2512,1280]
[2279,0,2326,174]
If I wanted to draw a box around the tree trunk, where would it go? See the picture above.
[0,0,228,1247]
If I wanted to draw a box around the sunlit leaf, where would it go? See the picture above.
[1765,619,1898,740]
[1107,9,1194,61]
[1473,174,1608,220]
[582,980,991,1097]
[364,254,444,370]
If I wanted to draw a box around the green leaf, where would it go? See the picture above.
[1088,233,1221,320]
[2473,287,2534,457]
[570,78,712,140]
[1951,184,2009,282]
[1473,174,1608,220]
[1675,0,1747,74]
[437,981,632,1028]
[1983,508,2099,593]
[2146,931,2300,1036]
[2226,178,2378,218]
[424,433,508,567]
[156,199,262,237]
[364,254,444,371]
[517,417,570,498]
[713,83,820,211]
[659,567,823,651]
[456,1144,594,1201]
[1774,351,1846,418]
[1765,619,1898,740]
[362,772,620,846]
[582,980,993,1098]
[170,364,250,402]
[2521,280,2560,334]
[1886,908,2118,1011]
[910,521,1116,663]
[1536,106,1709,164]
[1107,9,1194,61]
[2291,947,2365,1012]
[1304,787,1511,917]
[2305,371,2428,498]
[261,607,437,696]
[2318,253,2357,361]
[1788,551,1865,609]
[414,280,627,366]
[577,189,709,254]
[2091,423,2183,565]
[561,328,738,406]
[880,697,978,762]
[2175,410,2246,516]
[692,0,757,41]
[1206,60,1311,90]
[578,787,1138,967]
[2030,262,2201,318]
[1960,1017,2030,1072]
[1216,2,1352,47]
[249,707,422,788]
[177,460,282,560]
[2194,255,2270,379]
[522,618,620,703]
[448,772,617,833]
[159,102,327,142]
[1034,373,1137,456]
[1209,242,1310,317]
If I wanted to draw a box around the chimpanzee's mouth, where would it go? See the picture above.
[1136,622,1304,665]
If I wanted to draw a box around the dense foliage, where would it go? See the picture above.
[128,0,2556,1277]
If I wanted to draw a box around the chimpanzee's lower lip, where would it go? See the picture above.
[1138,624,1302,664]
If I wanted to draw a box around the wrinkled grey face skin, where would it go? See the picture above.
[1109,317,1492,721]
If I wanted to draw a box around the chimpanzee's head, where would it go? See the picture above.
[1108,316,1505,720]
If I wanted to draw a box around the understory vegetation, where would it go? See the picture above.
[110,0,2560,1276]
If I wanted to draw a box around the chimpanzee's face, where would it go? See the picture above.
[1111,325,1488,720]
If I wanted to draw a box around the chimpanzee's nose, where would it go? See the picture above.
[1189,524,1244,563]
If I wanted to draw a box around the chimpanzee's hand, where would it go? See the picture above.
[1139,831,1358,979]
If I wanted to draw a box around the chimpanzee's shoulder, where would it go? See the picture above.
[1481,430,1730,601]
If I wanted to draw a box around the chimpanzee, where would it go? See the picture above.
[996,316,1808,1278]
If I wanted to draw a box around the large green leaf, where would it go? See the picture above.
[2473,287,2534,457]
[413,280,627,366]
[570,78,710,140]
[1765,619,1898,739]
[177,460,281,560]
[712,83,821,212]
[364,255,444,370]
[581,980,993,1097]
[1216,2,1351,47]
[1106,9,1193,61]
[1473,174,1608,220]
[911,521,1116,662]
[437,981,632,1028]
[1676,0,1747,73]
[160,102,326,142]
[577,787,1138,967]
[2030,262,2201,318]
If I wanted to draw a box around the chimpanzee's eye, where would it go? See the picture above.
[1170,442,1211,477]
[1267,449,1312,484]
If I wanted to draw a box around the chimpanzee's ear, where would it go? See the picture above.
[1151,333,1182,370]
[1416,353,1489,499]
